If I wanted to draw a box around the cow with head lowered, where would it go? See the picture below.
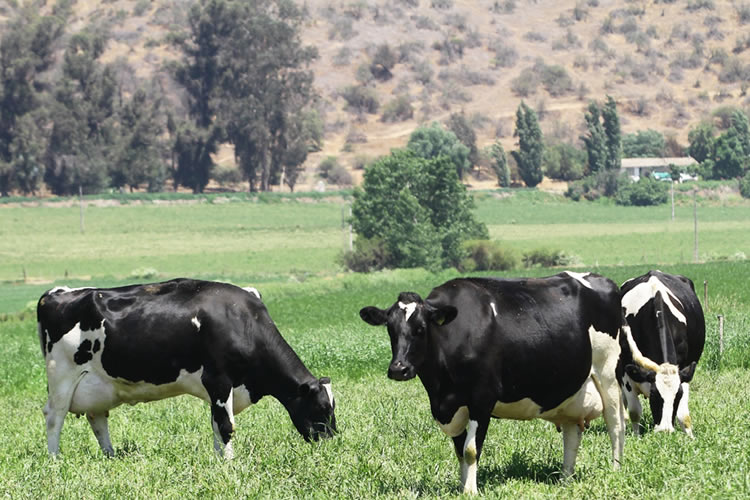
[37,278,336,458]
[360,272,625,494]
[618,270,705,437]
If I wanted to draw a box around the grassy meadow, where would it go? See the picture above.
[1,189,750,498]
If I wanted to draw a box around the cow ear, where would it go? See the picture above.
[360,306,388,326]
[680,361,697,382]
[625,364,655,383]
[319,376,331,385]
[427,304,458,327]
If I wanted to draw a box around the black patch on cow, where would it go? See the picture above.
[74,340,93,365]
[47,341,53,354]
[625,381,632,392]
[92,339,101,353]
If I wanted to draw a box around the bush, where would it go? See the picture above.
[522,248,573,268]
[328,165,353,186]
[615,176,669,206]
[740,171,750,198]
[381,96,414,122]
[317,156,340,179]
[543,143,586,181]
[459,240,518,272]
[340,85,380,114]
[510,68,539,97]
[566,170,629,201]
[337,238,390,272]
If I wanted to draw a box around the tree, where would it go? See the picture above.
[407,122,470,180]
[172,122,220,193]
[350,149,488,270]
[688,121,715,164]
[44,28,118,195]
[0,5,67,195]
[446,111,479,173]
[543,142,586,181]
[602,95,622,171]
[488,141,510,187]
[622,130,666,158]
[511,102,544,187]
[370,43,396,81]
[581,100,608,174]
[711,133,746,179]
[211,0,318,191]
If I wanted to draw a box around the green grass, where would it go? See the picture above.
[1,190,750,497]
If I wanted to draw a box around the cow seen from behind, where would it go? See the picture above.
[618,270,705,437]
[37,278,336,458]
[360,272,625,494]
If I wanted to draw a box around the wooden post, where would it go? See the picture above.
[79,185,85,234]
[717,314,724,356]
[704,280,708,311]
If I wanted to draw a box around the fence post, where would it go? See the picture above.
[717,314,724,357]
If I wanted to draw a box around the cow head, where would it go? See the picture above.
[287,377,337,442]
[360,292,458,381]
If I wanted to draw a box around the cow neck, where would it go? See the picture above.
[654,292,678,365]
[415,331,453,401]
[251,329,314,404]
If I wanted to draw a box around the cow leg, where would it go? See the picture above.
[676,382,694,438]
[458,418,490,495]
[451,431,469,487]
[43,371,88,456]
[86,413,114,457]
[203,377,235,459]
[622,375,643,436]
[589,329,625,470]
[561,422,582,477]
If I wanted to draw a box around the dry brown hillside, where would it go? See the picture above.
[3,0,750,190]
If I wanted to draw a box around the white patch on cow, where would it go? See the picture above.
[565,271,593,289]
[232,384,253,415]
[323,382,334,407]
[48,286,93,294]
[676,382,694,438]
[438,406,469,437]
[654,363,680,433]
[213,388,235,459]
[489,302,497,317]
[621,276,687,325]
[242,287,261,300]
[191,316,201,331]
[398,301,417,322]
[462,420,479,494]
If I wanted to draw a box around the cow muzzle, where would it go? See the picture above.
[388,360,415,381]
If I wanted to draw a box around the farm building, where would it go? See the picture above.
[620,157,698,181]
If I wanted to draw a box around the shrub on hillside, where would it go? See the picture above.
[340,85,380,114]
[381,95,414,122]
[510,68,539,97]
[459,240,518,272]
[615,176,668,206]
[317,156,341,179]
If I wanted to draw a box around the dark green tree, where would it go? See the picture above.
[543,142,586,181]
[173,122,221,193]
[407,122,470,179]
[687,121,715,163]
[446,111,479,174]
[350,149,487,270]
[44,28,118,195]
[0,5,67,195]
[711,133,746,179]
[602,95,622,171]
[211,0,318,191]
[511,102,544,187]
[111,87,168,192]
[489,141,510,187]
[622,129,666,158]
[581,100,608,174]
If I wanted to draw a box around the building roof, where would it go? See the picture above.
[620,157,698,169]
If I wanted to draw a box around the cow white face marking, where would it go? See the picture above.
[622,276,687,325]
[322,382,334,407]
[490,302,497,317]
[565,271,593,289]
[398,301,417,322]
[191,316,201,331]
[243,287,261,300]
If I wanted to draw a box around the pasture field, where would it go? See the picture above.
[1,190,750,498]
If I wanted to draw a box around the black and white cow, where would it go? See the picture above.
[37,278,336,457]
[618,270,705,437]
[360,272,625,494]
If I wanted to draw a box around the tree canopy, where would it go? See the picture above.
[511,102,544,187]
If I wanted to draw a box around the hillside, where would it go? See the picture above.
[2,0,750,190]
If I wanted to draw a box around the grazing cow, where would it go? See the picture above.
[359,272,625,494]
[618,270,705,437]
[37,279,336,457]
